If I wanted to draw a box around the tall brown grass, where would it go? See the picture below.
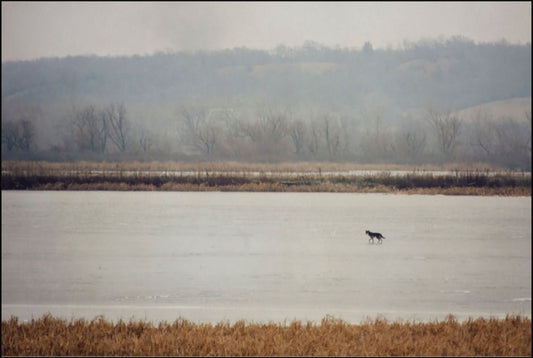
[2,314,530,356]
[2,161,530,196]
[0,160,516,175]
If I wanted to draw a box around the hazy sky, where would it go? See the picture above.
[2,1,531,62]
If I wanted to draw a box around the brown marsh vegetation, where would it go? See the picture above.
[1,161,530,195]
[2,314,530,356]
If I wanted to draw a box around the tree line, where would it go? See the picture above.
[2,37,531,168]
[2,101,530,169]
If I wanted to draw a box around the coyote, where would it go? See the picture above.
[366,230,385,244]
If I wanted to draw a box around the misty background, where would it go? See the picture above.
[1,2,531,169]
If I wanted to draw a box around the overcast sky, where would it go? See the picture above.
[2,1,531,62]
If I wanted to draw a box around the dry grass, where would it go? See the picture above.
[2,314,530,356]
[2,161,530,196]
[0,160,512,175]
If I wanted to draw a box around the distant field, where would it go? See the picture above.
[457,96,531,121]
[2,314,530,356]
[1,161,530,195]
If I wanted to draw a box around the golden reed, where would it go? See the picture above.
[2,314,530,356]
[2,161,530,196]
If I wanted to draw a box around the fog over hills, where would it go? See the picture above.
[1,37,531,168]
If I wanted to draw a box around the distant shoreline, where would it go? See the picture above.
[2,161,530,196]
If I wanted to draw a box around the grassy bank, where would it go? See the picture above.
[1,161,530,195]
[2,314,530,356]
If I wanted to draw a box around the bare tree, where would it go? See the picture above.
[17,118,35,151]
[239,119,262,143]
[178,105,219,155]
[359,109,393,162]
[425,108,462,158]
[322,114,341,158]
[492,116,531,168]
[396,123,427,163]
[71,105,107,152]
[1,101,40,152]
[138,128,153,153]
[404,129,427,158]
[470,110,496,157]
[1,118,35,151]
[236,107,291,161]
[218,107,247,159]
[103,103,129,152]
[1,121,19,151]
[338,114,357,159]
[306,118,321,158]
[250,106,289,144]
[288,119,307,154]
[469,110,531,168]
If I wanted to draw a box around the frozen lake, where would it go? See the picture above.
[2,191,531,324]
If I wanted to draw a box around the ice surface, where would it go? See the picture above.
[2,191,531,323]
